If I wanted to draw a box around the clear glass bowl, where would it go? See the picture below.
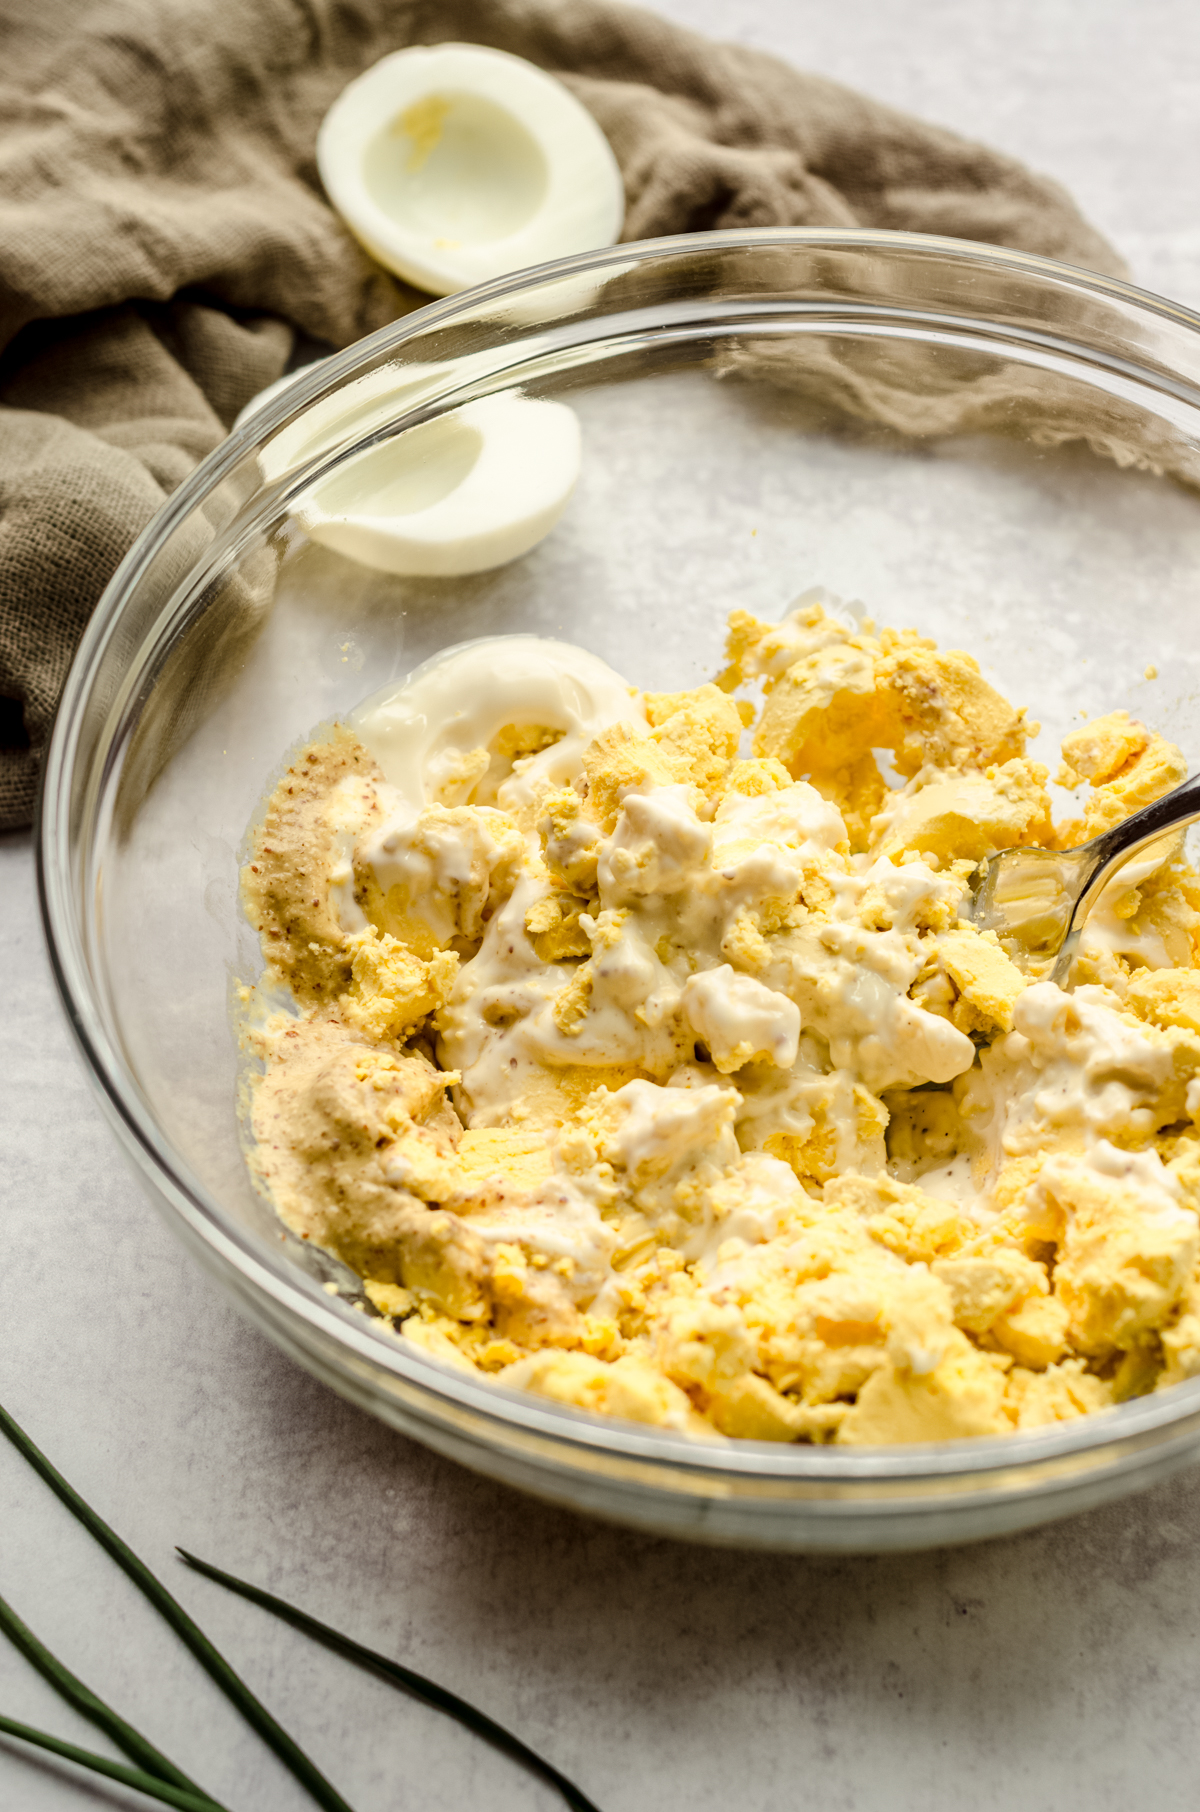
[38,230,1200,1552]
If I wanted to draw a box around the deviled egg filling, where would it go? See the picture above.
[239,599,1200,1444]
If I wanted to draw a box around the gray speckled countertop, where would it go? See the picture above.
[4,5,1200,1808]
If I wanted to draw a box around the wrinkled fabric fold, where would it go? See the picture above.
[0,0,1125,828]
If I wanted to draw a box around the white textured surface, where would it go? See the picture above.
[4,5,1200,1808]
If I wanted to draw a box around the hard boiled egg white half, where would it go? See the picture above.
[297,389,581,578]
[236,358,582,578]
[236,360,449,482]
[317,43,625,296]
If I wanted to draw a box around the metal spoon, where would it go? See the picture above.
[966,771,1200,986]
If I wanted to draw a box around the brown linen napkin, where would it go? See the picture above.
[0,0,1126,830]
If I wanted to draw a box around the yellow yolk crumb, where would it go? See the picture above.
[874,762,1052,864]
[1126,968,1200,1036]
[936,926,1029,1033]
[342,930,458,1041]
[837,1332,1011,1444]
[1057,711,1186,843]
[581,722,692,829]
[1035,1157,1199,1355]
[456,1127,555,1191]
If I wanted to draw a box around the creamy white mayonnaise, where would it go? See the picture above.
[351,635,644,809]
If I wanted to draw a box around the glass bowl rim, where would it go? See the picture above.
[36,224,1200,1489]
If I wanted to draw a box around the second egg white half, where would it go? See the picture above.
[238,360,582,578]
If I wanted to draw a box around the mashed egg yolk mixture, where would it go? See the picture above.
[240,600,1200,1444]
